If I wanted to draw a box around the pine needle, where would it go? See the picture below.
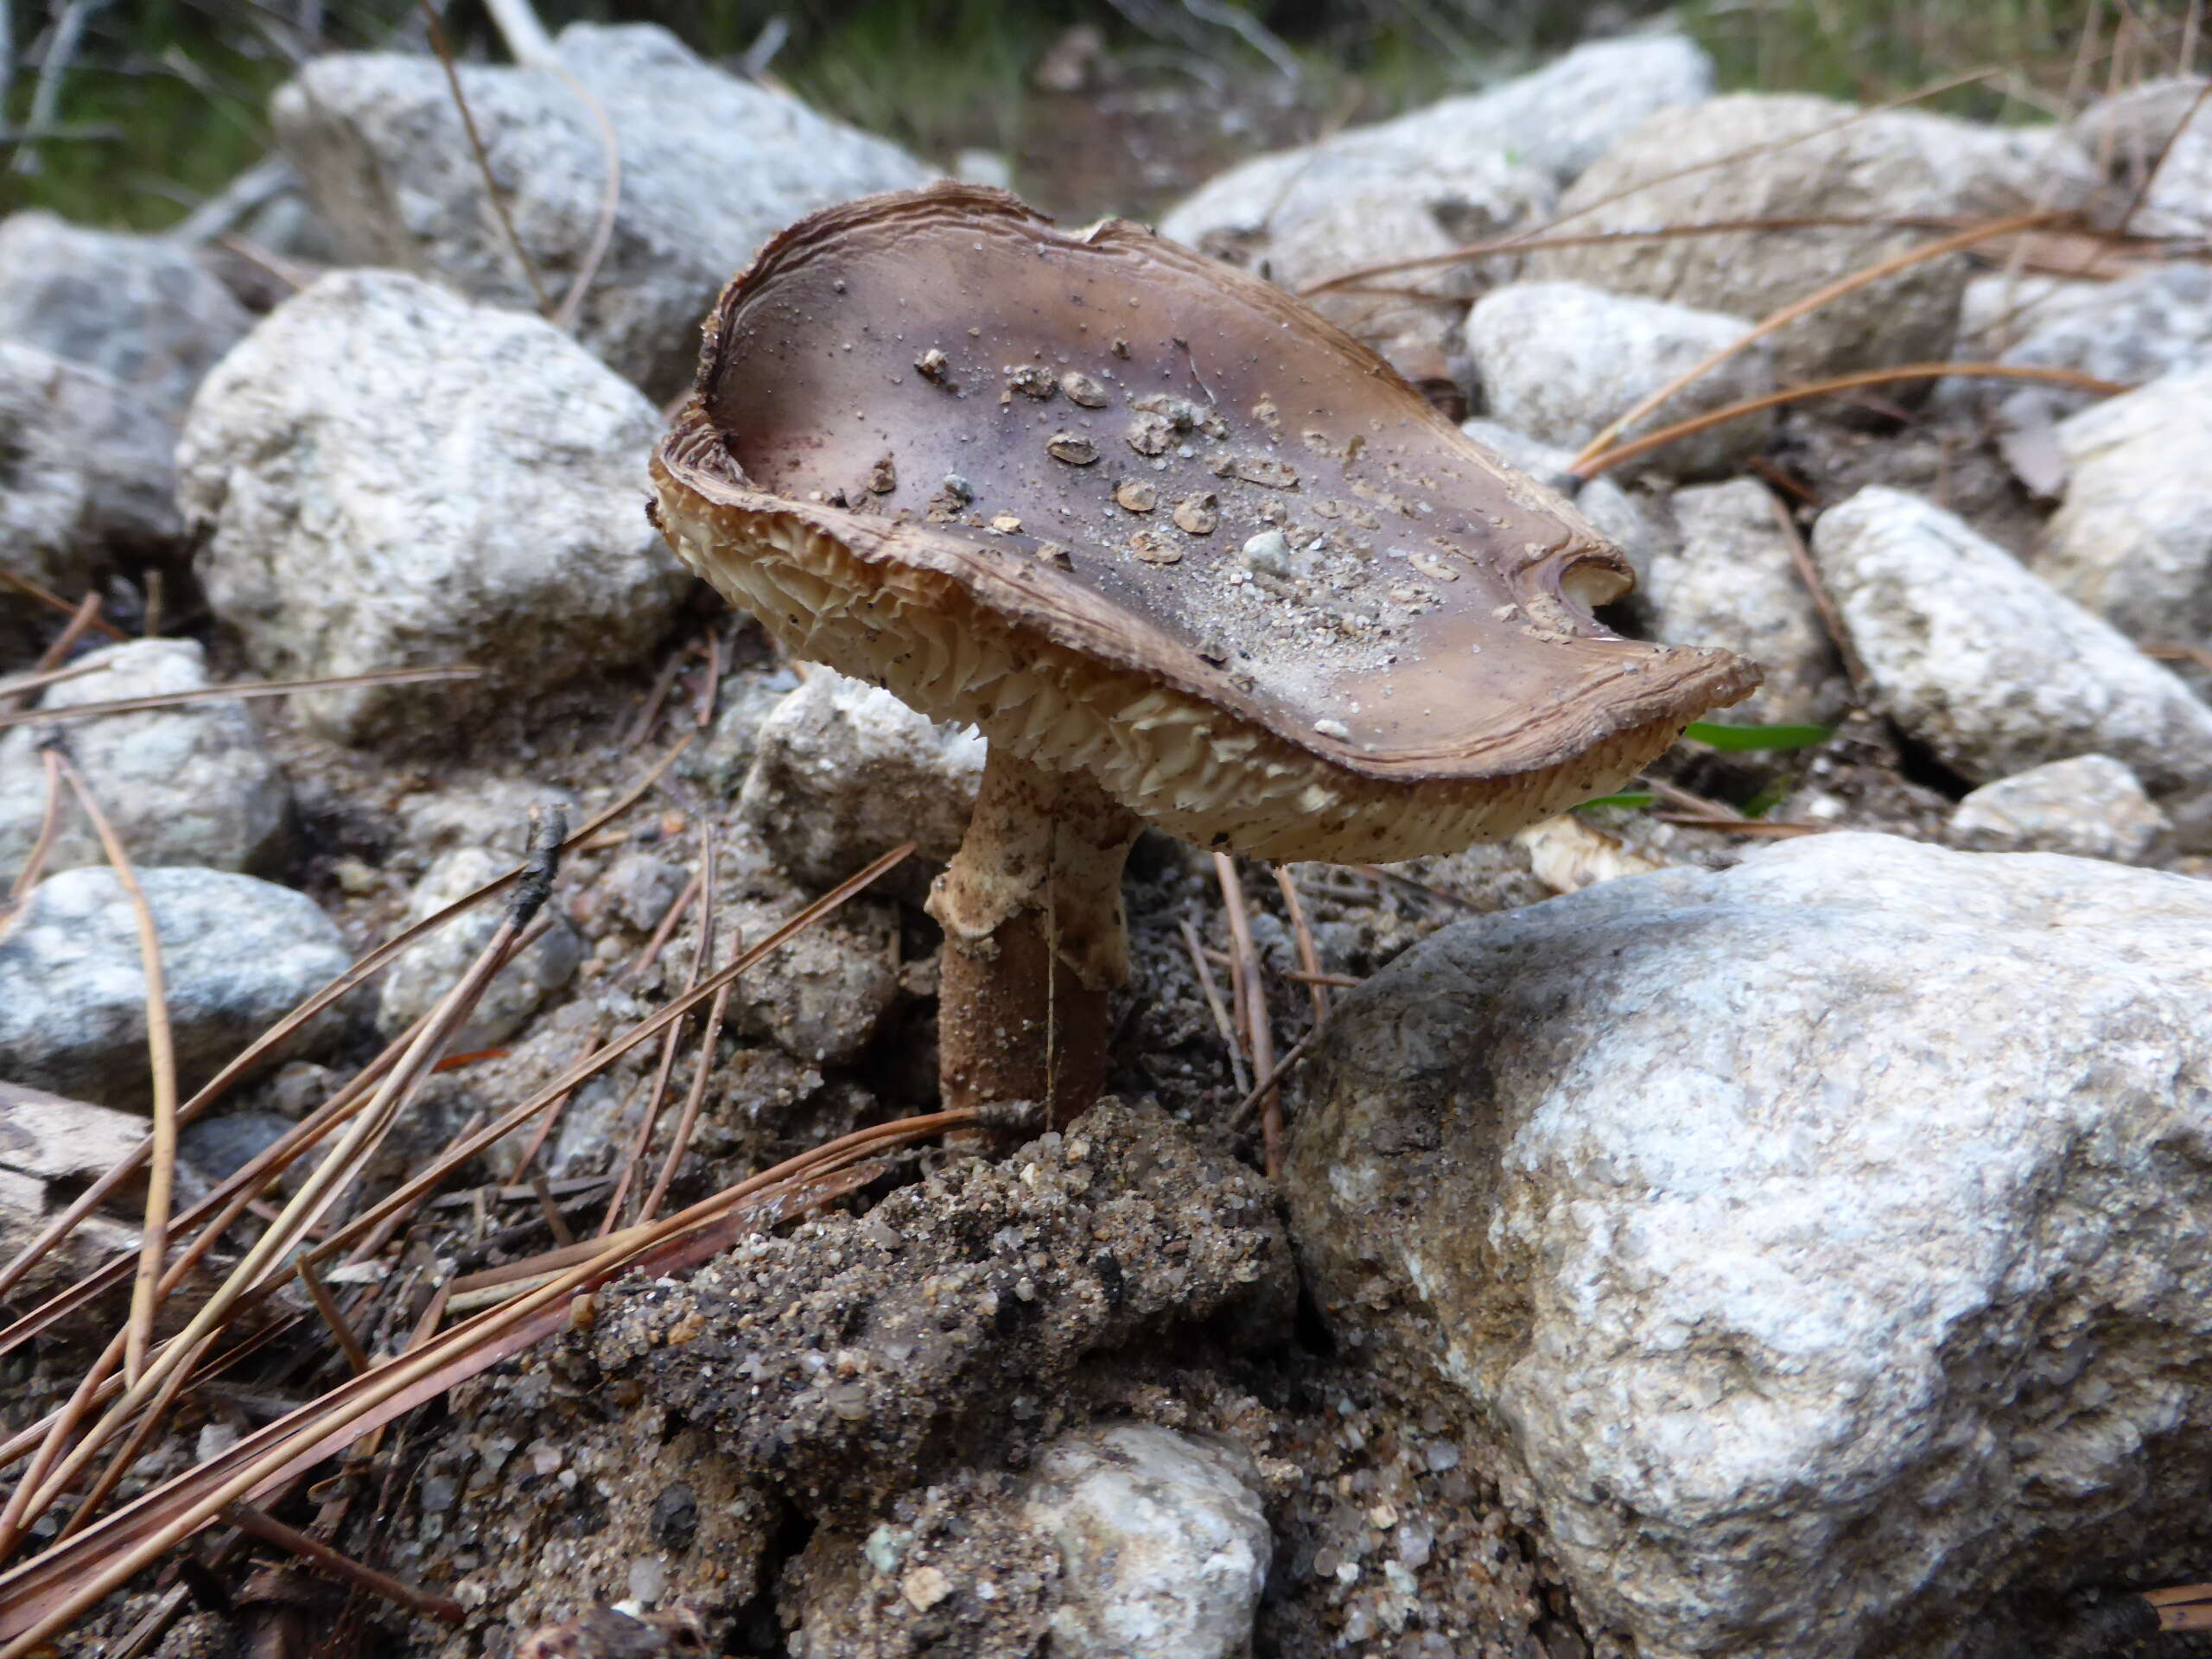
[51,757,177,1389]
[1570,359,2130,479]
[1571,212,2061,471]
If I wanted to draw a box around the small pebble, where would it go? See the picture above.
[902,1565,953,1611]
[1060,371,1111,407]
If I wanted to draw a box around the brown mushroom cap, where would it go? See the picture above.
[652,183,1758,861]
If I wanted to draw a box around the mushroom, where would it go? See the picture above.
[649,184,1758,1130]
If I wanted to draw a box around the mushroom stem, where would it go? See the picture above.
[927,746,1142,1128]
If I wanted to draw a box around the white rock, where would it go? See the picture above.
[1465,281,1774,480]
[272,23,932,398]
[1529,96,2094,380]
[1647,480,1846,725]
[1456,418,1652,584]
[1024,1422,1270,1659]
[176,270,683,746]
[1811,486,2212,849]
[738,669,985,898]
[1165,143,1548,386]
[378,847,582,1051]
[0,866,351,1105]
[0,341,179,632]
[1972,264,2212,413]
[1161,33,1707,245]
[1287,831,2212,1659]
[1947,754,2172,863]
[1948,270,2107,363]
[0,639,290,875]
[2038,365,2212,698]
[1154,36,1717,380]
[2070,76,2212,239]
[0,211,250,425]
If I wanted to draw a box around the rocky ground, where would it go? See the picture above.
[4,14,2212,1659]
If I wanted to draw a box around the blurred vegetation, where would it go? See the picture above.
[0,0,2192,231]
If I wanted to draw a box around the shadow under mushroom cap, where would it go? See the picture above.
[652,183,1758,862]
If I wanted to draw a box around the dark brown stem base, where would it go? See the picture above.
[928,747,1142,1129]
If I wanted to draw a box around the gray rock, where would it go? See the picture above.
[1947,754,2172,863]
[0,639,290,875]
[0,866,351,1106]
[713,889,899,1067]
[0,341,180,630]
[2070,76,2212,239]
[0,211,251,425]
[1287,831,2212,1659]
[378,847,582,1051]
[1,1080,157,1307]
[1810,486,2212,849]
[272,22,932,399]
[1647,480,1847,725]
[176,270,683,747]
[1464,281,1775,480]
[738,669,985,899]
[2038,366,2212,699]
[679,664,802,797]
[1455,419,1652,585]
[395,774,580,865]
[179,1109,297,1183]
[599,850,685,933]
[1024,1423,1271,1659]
[1529,96,2091,380]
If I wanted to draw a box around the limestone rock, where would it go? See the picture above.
[1464,281,1774,480]
[1024,1423,1271,1659]
[1287,831,2212,1659]
[272,23,931,399]
[378,847,582,1051]
[1647,480,1847,725]
[737,669,985,899]
[1528,96,2091,380]
[1811,486,2212,849]
[176,270,683,746]
[1947,755,2172,864]
[0,639,290,875]
[0,867,351,1106]
[0,211,251,424]
[2038,366,2212,699]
